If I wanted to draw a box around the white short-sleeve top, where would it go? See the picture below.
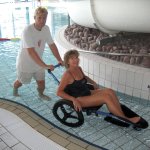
[16,24,53,73]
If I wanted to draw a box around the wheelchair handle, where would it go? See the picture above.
[48,63,61,73]
[47,63,61,84]
[54,63,61,68]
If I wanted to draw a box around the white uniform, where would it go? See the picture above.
[16,24,53,83]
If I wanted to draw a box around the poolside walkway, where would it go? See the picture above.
[0,99,102,150]
[0,107,66,150]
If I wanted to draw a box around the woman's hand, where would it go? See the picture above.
[72,98,82,112]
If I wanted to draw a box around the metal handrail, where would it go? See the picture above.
[78,49,150,57]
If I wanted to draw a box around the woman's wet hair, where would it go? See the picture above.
[64,50,79,69]
[34,7,48,17]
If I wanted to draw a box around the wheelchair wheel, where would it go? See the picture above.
[53,99,84,127]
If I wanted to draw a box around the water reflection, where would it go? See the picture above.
[0,3,68,38]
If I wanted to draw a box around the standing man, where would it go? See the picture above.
[13,7,63,100]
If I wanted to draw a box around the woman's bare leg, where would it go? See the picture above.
[102,89,141,123]
[100,89,124,114]
[90,89,124,115]
[77,91,140,123]
[77,93,127,117]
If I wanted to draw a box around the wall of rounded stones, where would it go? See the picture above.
[64,24,150,68]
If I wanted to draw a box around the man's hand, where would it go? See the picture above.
[46,65,54,71]
[58,60,64,66]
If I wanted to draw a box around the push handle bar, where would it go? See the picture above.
[48,63,61,73]
[47,63,61,84]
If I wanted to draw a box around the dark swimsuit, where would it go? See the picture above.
[64,70,94,98]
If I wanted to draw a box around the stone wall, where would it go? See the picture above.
[64,23,150,68]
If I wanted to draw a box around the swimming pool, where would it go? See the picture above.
[0,2,150,150]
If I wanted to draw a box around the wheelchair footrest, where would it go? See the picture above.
[104,115,130,127]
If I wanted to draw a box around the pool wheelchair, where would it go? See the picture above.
[48,64,149,131]
[52,99,148,130]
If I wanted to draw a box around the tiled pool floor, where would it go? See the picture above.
[0,41,150,150]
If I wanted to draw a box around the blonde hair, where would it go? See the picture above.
[64,50,79,69]
[34,7,48,17]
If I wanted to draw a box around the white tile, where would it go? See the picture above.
[12,143,30,150]
[112,67,119,83]
[105,64,112,81]
[142,72,150,91]
[141,90,149,100]
[89,74,94,80]
[134,72,143,89]
[1,132,19,147]
[79,55,84,67]
[133,89,141,98]
[99,77,105,87]
[3,147,12,150]
[94,75,99,83]
[0,141,7,149]
[125,86,133,96]
[118,84,125,93]
[147,87,150,100]
[6,122,27,132]
[88,60,94,74]
[100,63,105,79]
[105,80,111,88]
[111,82,118,91]
[83,57,88,72]
[135,67,149,74]
[118,69,127,85]
[0,109,22,127]
[127,65,137,72]
[126,71,134,87]
[0,127,7,135]
[10,123,66,150]
[93,62,99,76]
[92,54,101,63]
[0,109,67,150]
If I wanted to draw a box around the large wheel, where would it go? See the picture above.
[53,99,84,127]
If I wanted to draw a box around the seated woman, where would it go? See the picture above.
[57,49,140,124]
